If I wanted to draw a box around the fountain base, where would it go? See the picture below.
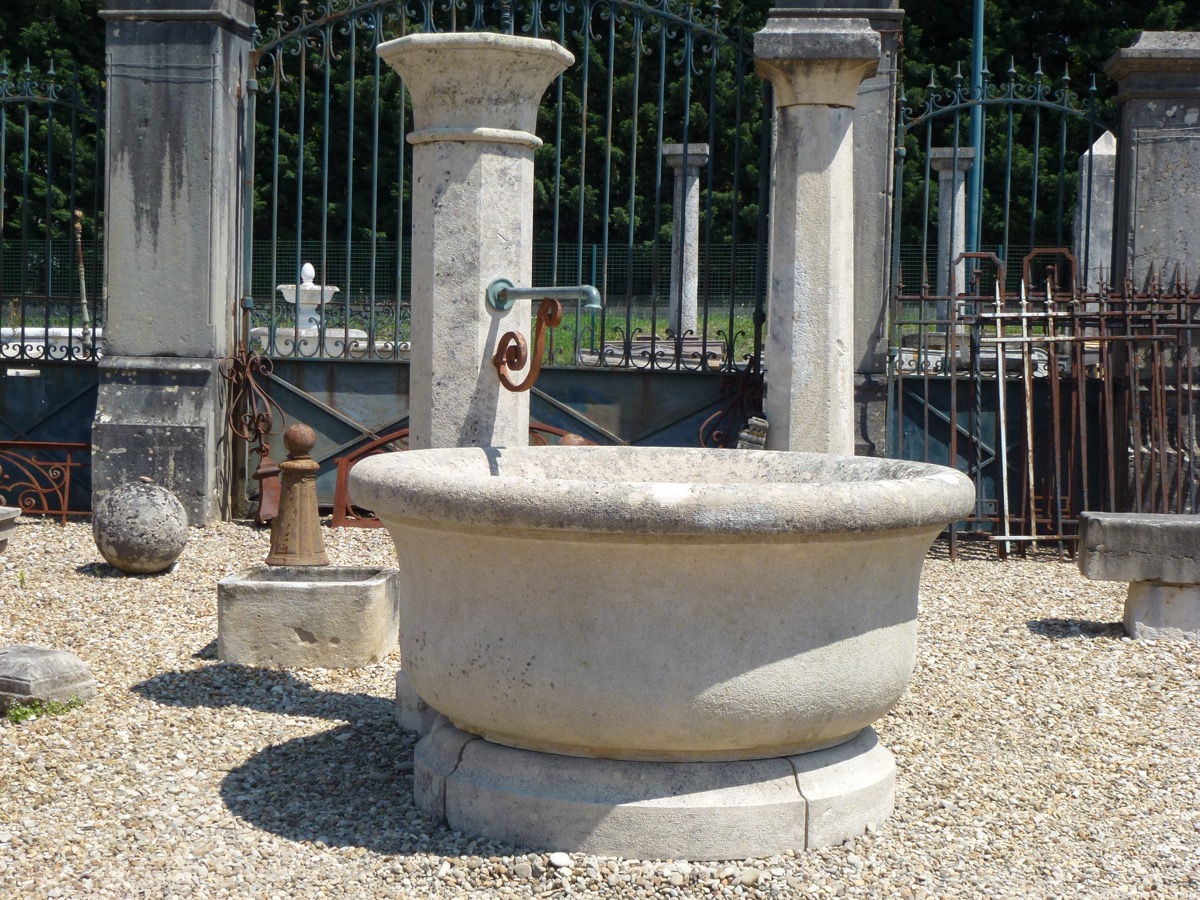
[414,716,894,860]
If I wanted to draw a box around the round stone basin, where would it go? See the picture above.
[351,446,974,762]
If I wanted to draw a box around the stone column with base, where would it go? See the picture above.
[661,143,709,338]
[929,147,975,297]
[93,0,252,524]
[376,34,573,449]
[754,14,881,454]
[1105,33,1200,292]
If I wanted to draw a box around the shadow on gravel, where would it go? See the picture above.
[131,664,393,723]
[1026,618,1125,640]
[219,724,436,854]
[132,666,485,855]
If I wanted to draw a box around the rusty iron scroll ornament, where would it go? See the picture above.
[493,298,564,393]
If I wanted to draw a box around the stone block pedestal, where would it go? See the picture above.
[217,566,400,667]
[1079,511,1200,640]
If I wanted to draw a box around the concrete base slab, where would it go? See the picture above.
[217,566,400,668]
[395,669,439,734]
[0,645,98,712]
[414,718,893,860]
[1126,581,1200,640]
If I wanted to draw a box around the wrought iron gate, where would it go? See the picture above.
[887,62,1200,554]
[229,0,770,515]
[0,59,104,518]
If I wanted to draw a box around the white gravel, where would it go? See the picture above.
[1,519,1198,898]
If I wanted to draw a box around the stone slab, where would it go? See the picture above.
[0,506,19,553]
[414,719,894,860]
[0,645,98,712]
[1124,582,1200,641]
[217,566,400,668]
[1078,511,1200,585]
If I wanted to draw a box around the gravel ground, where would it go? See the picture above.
[1,518,1198,899]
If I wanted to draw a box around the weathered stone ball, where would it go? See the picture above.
[92,481,189,575]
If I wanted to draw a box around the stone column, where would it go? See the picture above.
[661,143,709,337]
[754,15,880,454]
[377,34,572,449]
[929,147,974,296]
[94,0,253,524]
[1105,33,1200,292]
[1073,132,1117,292]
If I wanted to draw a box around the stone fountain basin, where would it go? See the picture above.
[350,446,974,762]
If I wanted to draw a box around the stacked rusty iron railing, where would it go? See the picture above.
[888,250,1200,558]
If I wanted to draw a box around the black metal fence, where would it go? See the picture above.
[0,60,104,363]
[240,0,770,372]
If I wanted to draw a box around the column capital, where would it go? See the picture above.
[662,143,711,171]
[379,33,573,148]
[1105,32,1200,104]
[928,147,976,174]
[754,16,880,109]
[99,0,253,35]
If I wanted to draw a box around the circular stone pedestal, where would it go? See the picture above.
[414,717,894,860]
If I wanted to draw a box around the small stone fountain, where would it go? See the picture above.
[250,262,370,357]
[350,22,976,860]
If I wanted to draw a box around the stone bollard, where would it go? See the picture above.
[1078,511,1200,640]
[266,424,329,567]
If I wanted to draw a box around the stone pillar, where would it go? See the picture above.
[761,2,901,457]
[1105,33,1200,292]
[929,147,974,296]
[94,0,253,524]
[377,34,572,449]
[1073,132,1117,292]
[754,15,880,454]
[662,143,709,337]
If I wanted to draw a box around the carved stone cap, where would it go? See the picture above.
[928,147,976,173]
[754,16,880,109]
[378,33,574,147]
[1105,32,1200,102]
[662,144,711,170]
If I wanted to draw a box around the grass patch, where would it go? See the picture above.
[5,696,84,725]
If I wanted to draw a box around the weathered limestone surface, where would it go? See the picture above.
[92,481,189,575]
[1078,511,1200,640]
[414,717,894,859]
[0,646,97,712]
[351,446,974,761]
[1105,32,1200,292]
[377,34,573,450]
[217,566,401,667]
[1079,511,1200,584]
[754,15,880,454]
[94,0,251,524]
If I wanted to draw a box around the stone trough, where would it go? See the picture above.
[351,445,974,858]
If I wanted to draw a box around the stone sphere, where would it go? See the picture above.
[93,481,189,575]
